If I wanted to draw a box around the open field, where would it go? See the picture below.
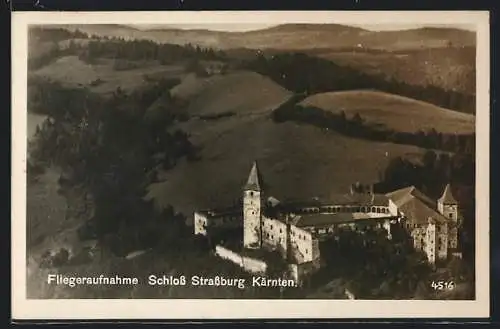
[300,90,475,134]
[30,56,186,96]
[145,113,426,218]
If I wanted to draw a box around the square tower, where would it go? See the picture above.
[243,161,263,249]
[437,183,459,250]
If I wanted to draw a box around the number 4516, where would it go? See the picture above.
[431,280,455,290]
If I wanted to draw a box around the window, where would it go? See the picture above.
[305,249,308,254]
[449,213,453,219]
[371,207,376,213]
[267,233,270,238]
[279,228,282,233]
[271,235,274,240]
[250,192,254,197]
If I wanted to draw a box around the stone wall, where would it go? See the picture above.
[214,245,267,274]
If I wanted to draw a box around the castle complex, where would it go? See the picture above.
[194,161,461,272]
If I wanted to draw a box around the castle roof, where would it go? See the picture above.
[279,193,389,210]
[438,183,458,205]
[244,161,263,192]
[292,212,383,228]
[386,186,447,225]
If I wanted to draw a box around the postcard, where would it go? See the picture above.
[12,10,490,319]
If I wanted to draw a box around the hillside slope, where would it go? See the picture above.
[30,56,185,95]
[300,90,475,134]
[170,71,293,116]
[314,47,475,94]
[145,113,426,218]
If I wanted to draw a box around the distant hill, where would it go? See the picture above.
[300,90,475,134]
[57,23,475,51]
[30,24,476,98]
[313,46,475,95]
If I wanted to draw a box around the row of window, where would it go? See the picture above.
[291,230,308,240]
[299,206,390,214]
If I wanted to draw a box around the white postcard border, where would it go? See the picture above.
[11,10,490,319]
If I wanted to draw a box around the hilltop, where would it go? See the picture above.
[57,23,475,51]
[300,90,475,134]
[30,24,476,99]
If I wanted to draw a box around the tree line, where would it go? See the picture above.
[272,101,475,154]
[28,79,199,255]
[244,52,475,114]
[79,38,227,65]
[29,27,89,42]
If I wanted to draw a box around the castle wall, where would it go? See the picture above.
[215,245,267,274]
[411,226,427,251]
[290,225,314,263]
[211,213,243,229]
[288,258,321,285]
[261,217,288,253]
[194,211,242,236]
[448,227,458,249]
[194,212,208,235]
[425,221,437,264]
[437,223,449,259]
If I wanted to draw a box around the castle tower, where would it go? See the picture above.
[438,183,459,221]
[243,161,263,249]
[437,183,459,250]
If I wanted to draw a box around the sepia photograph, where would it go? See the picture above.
[12,11,489,319]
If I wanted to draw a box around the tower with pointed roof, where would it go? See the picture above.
[437,184,459,222]
[243,161,263,249]
[437,183,459,250]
